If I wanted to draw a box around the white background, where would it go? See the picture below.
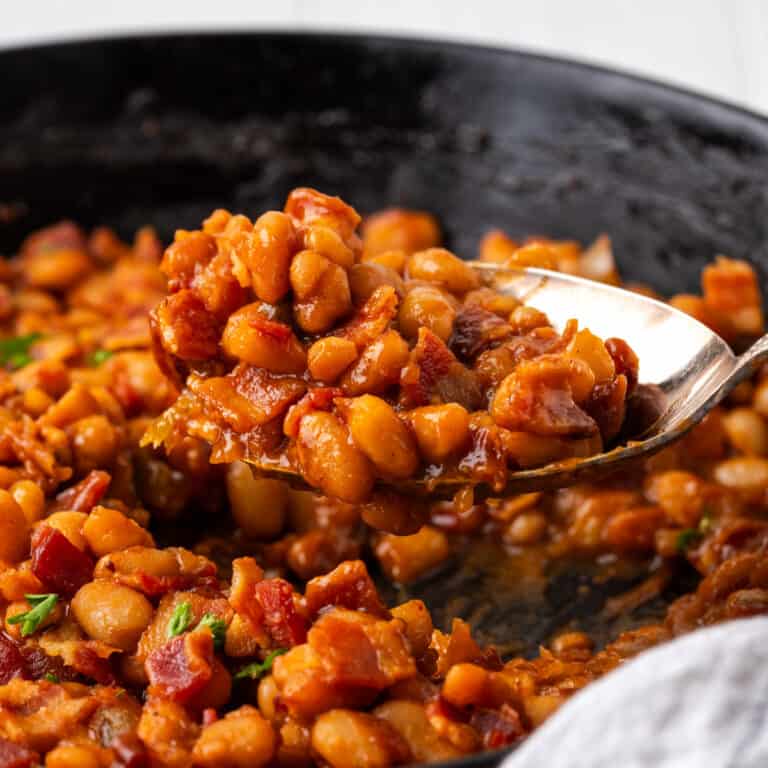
[2,0,767,116]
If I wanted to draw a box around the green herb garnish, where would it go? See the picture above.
[0,333,42,370]
[88,348,114,366]
[167,602,193,638]
[676,528,701,552]
[7,593,58,637]
[198,613,226,649]
[43,672,60,683]
[234,648,288,681]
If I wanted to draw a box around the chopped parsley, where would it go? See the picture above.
[676,510,714,553]
[88,348,114,366]
[234,648,288,681]
[0,333,42,370]
[167,602,193,638]
[198,613,226,649]
[7,593,58,637]
[43,672,60,683]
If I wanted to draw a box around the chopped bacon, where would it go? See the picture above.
[470,704,526,749]
[153,290,221,361]
[31,526,94,596]
[18,646,73,683]
[585,374,628,444]
[51,469,111,512]
[252,579,308,647]
[400,328,482,410]
[305,560,390,619]
[450,304,513,361]
[285,188,361,239]
[338,285,399,349]
[605,338,639,395]
[146,632,214,704]
[111,733,149,768]
[0,738,38,768]
[283,388,343,439]
[73,644,116,685]
[247,315,293,341]
[0,634,26,685]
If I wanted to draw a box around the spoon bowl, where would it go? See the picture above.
[247,264,767,499]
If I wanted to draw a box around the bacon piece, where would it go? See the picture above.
[283,388,343,439]
[51,469,111,512]
[285,188,361,240]
[111,733,149,768]
[585,374,628,443]
[146,632,214,704]
[153,290,220,361]
[450,304,513,361]
[73,644,116,685]
[400,328,482,410]
[605,338,639,395]
[470,704,526,749]
[304,560,389,619]
[252,579,308,647]
[31,526,94,596]
[0,634,26,685]
[338,285,399,349]
[0,739,38,768]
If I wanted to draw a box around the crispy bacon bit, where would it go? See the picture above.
[146,632,214,704]
[605,338,639,395]
[283,388,344,439]
[112,733,149,768]
[0,738,38,768]
[285,188,361,239]
[304,560,390,619]
[153,290,221,361]
[450,305,513,361]
[247,315,293,341]
[585,374,628,443]
[339,286,400,349]
[252,579,308,647]
[18,646,72,683]
[31,526,94,596]
[51,469,111,512]
[73,644,116,685]
[0,634,26,685]
[470,704,526,749]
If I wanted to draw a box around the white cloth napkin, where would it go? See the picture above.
[502,617,768,768]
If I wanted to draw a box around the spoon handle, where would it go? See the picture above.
[735,332,768,378]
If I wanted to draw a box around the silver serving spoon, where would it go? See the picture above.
[248,263,768,499]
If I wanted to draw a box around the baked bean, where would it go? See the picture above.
[40,384,101,428]
[504,512,548,545]
[340,330,409,396]
[504,242,557,269]
[390,600,433,656]
[226,461,288,540]
[221,302,307,374]
[360,492,425,535]
[307,337,358,383]
[339,395,419,479]
[478,230,518,263]
[311,709,410,768]
[9,480,45,525]
[235,211,296,303]
[193,707,276,768]
[398,285,456,341]
[374,526,450,583]
[565,329,615,383]
[406,248,479,294]
[71,581,153,651]
[69,415,120,473]
[374,700,461,763]
[257,674,280,721]
[644,471,705,528]
[362,209,441,257]
[303,225,355,269]
[713,457,768,502]
[753,379,768,417]
[44,511,88,550]
[25,248,92,289]
[290,250,352,334]
[722,408,768,455]
[362,249,407,274]
[550,631,593,657]
[45,744,104,768]
[82,505,154,557]
[348,263,405,305]
[296,411,374,503]
[408,404,470,463]
[0,490,29,564]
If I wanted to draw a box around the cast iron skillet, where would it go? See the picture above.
[2,32,768,767]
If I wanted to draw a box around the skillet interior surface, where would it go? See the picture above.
[2,32,768,767]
